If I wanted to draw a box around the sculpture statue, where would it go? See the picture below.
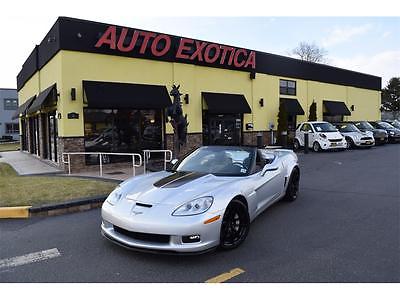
[166,84,188,157]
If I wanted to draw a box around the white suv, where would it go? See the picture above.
[294,121,347,152]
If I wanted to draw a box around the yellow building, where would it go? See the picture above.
[15,17,381,170]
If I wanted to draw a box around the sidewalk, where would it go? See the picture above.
[70,165,145,181]
[0,151,62,175]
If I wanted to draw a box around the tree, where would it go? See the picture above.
[308,101,317,121]
[276,101,288,147]
[291,42,328,63]
[381,77,400,115]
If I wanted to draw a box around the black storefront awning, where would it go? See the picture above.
[323,100,351,116]
[12,95,36,120]
[202,92,251,114]
[27,84,57,114]
[83,81,172,109]
[280,98,305,115]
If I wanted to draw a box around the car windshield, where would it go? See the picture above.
[355,121,374,130]
[173,146,254,176]
[337,124,361,132]
[378,122,395,129]
[312,122,337,132]
[391,120,400,128]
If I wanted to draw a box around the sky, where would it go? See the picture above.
[0,1,399,89]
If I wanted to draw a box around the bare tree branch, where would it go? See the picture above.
[291,42,328,64]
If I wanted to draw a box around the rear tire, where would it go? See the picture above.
[219,199,250,250]
[313,142,321,152]
[283,168,300,202]
[293,139,300,152]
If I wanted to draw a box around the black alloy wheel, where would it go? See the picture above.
[346,137,354,149]
[283,168,300,202]
[220,199,250,250]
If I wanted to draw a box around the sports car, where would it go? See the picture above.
[101,145,300,254]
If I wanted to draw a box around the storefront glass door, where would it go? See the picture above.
[203,114,242,146]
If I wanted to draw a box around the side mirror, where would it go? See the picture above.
[308,130,313,133]
[166,158,179,171]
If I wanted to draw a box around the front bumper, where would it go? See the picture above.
[101,202,222,253]
[320,140,347,150]
[354,139,375,147]
[374,136,388,145]
[388,135,400,143]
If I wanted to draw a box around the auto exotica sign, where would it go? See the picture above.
[95,26,256,70]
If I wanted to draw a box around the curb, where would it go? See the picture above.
[0,206,31,218]
[0,195,108,219]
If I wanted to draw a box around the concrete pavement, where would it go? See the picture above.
[0,144,399,282]
[0,151,62,175]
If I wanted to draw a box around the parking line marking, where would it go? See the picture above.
[0,248,61,270]
[205,268,245,283]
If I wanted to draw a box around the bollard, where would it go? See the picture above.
[256,132,263,148]
[304,133,309,154]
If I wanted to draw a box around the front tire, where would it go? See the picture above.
[283,168,300,202]
[346,137,354,149]
[313,141,321,152]
[220,199,250,250]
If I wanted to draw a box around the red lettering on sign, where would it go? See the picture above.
[190,41,207,61]
[151,34,171,57]
[204,44,220,64]
[117,28,139,52]
[176,38,194,59]
[139,31,157,54]
[233,49,247,68]
[95,26,117,49]
[228,49,236,65]
[220,45,234,65]
[244,51,256,69]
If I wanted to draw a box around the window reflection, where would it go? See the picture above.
[84,109,162,164]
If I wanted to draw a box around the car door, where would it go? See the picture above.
[253,156,285,215]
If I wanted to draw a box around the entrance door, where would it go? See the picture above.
[204,114,242,146]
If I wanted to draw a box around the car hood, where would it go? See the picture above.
[119,171,236,206]
[319,131,343,139]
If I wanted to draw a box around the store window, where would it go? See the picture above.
[4,99,18,110]
[84,109,163,164]
[5,123,19,134]
[279,80,296,96]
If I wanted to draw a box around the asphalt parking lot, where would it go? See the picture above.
[0,144,399,282]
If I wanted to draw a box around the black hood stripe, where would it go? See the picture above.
[153,171,206,188]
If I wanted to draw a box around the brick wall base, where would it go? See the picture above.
[166,133,203,158]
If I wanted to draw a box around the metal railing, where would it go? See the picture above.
[62,152,142,176]
[143,149,173,174]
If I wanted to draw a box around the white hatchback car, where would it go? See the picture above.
[334,123,375,149]
[293,121,347,152]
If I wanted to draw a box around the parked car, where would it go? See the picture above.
[349,121,388,145]
[101,145,300,253]
[333,123,374,149]
[384,119,400,130]
[293,121,347,152]
[369,121,400,143]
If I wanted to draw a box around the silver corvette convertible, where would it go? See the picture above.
[101,145,300,254]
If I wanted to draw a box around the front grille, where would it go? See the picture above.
[360,137,373,140]
[113,225,170,244]
[329,138,342,142]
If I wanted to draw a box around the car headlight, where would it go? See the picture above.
[319,133,327,139]
[172,196,214,216]
[106,186,123,205]
[389,131,395,136]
